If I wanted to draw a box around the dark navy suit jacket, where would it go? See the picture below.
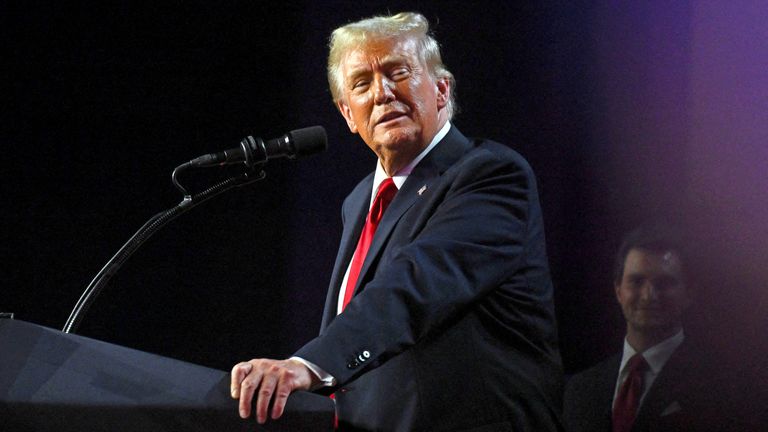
[563,340,759,432]
[294,126,563,431]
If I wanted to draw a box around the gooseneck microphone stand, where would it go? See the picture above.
[62,162,265,334]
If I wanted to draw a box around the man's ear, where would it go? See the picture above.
[435,77,450,109]
[337,100,358,134]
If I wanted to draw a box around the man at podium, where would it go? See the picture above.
[231,12,563,431]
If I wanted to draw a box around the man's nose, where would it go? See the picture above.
[640,282,660,301]
[372,76,395,104]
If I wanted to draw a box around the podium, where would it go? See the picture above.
[0,319,334,431]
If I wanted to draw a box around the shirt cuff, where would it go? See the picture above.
[289,356,337,390]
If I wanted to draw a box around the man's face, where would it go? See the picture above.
[336,36,449,173]
[615,248,690,335]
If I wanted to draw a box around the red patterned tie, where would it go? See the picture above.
[341,177,398,311]
[612,353,649,432]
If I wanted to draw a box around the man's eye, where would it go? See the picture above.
[352,80,369,90]
[391,69,410,79]
[654,277,679,291]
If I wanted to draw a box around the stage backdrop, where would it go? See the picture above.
[3,0,766,375]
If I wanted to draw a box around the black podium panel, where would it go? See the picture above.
[0,319,333,431]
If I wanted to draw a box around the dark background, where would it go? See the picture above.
[3,0,766,377]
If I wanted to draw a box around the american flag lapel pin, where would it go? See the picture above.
[418,185,427,195]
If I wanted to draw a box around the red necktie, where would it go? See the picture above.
[612,353,649,432]
[341,177,397,311]
[332,178,397,428]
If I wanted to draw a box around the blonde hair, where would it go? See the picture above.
[327,12,456,119]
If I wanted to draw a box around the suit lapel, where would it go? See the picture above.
[343,127,473,303]
[351,167,434,294]
[633,342,697,431]
[320,174,373,331]
[598,355,622,430]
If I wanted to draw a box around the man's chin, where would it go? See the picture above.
[374,130,423,153]
[379,126,419,144]
[630,318,680,335]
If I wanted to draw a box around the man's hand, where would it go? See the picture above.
[230,358,316,423]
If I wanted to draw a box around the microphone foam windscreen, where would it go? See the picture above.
[289,126,328,158]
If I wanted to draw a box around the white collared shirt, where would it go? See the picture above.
[613,329,685,409]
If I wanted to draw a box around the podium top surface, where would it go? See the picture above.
[0,318,333,432]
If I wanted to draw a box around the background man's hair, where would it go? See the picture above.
[327,12,457,119]
[613,223,688,285]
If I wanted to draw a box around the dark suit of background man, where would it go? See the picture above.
[230,12,563,431]
[563,225,760,432]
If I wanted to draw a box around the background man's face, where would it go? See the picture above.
[615,248,690,335]
[336,36,448,170]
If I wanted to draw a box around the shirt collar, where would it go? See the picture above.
[620,329,685,375]
[369,121,451,205]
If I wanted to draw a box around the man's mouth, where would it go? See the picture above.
[376,111,407,125]
[637,307,665,313]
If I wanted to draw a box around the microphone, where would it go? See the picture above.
[189,126,327,168]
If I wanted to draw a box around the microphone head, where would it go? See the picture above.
[287,126,328,159]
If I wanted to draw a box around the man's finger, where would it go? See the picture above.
[239,367,263,419]
[270,368,296,420]
[255,370,279,424]
[230,362,252,399]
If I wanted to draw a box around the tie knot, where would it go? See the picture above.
[376,178,397,200]
[370,178,397,223]
[626,354,648,375]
